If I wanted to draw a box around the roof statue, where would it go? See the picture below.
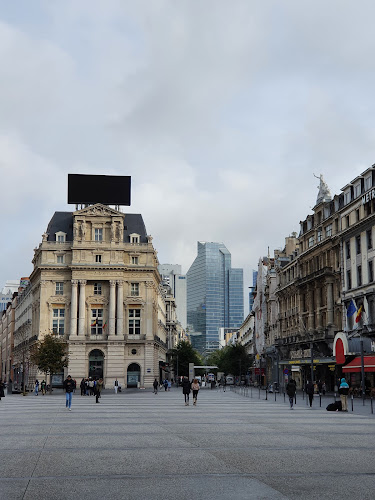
[314,173,332,204]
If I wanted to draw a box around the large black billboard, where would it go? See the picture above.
[68,174,131,206]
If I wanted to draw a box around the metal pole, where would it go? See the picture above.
[371,397,373,414]
[310,341,314,384]
[351,394,354,412]
[360,339,366,406]
[319,393,321,407]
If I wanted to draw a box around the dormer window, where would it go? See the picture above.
[344,190,351,205]
[354,183,361,198]
[365,175,372,191]
[55,232,66,243]
[130,233,140,244]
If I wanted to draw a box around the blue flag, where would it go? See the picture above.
[347,299,357,317]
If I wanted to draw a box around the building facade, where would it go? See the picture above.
[187,242,244,355]
[28,203,168,389]
[158,264,187,330]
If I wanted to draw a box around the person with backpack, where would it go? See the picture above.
[63,375,76,411]
[153,378,158,395]
[306,380,314,408]
[191,378,200,406]
[339,378,349,412]
[41,380,46,395]
[182,377,191,406]
[286,378,297,409]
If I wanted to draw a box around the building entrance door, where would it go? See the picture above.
[127,363,141,388]
[89,349,104,379]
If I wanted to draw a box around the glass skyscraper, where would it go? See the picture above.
[187,242,244,354]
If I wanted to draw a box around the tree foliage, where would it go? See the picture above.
[206,344,252,376]
[169,340,202,377]
[31,334,68,392]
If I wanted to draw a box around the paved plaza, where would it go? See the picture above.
[0,386,374,500]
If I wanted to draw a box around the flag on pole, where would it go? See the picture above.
[103,322,107,330]
[91,319,97,327]
[355,305,363,323]
[347,300,357,317]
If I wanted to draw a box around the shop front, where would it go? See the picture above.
[279,357,336,391]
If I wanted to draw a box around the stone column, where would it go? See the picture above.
[78,280,87,336]
[70,280,78,337]
[307,286,315,331]
[116,280,124,337]
[109,280,116,336]
[327,281,334,325]
[316,286,322,329]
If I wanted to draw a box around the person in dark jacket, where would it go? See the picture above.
[63,375,76,411]
[306,380,314,408]
[80,378,86,396]
[0,379,5,400]
[153,378,158,395]
[286,379,297,409]
[182,377,191,406]
[339,378,349,412]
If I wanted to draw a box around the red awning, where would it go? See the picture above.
[342,356,375,373]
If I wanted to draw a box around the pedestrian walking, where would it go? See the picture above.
[286,378,297,409]
[164,379,168,391]
[95,378,103,403]
[167,380,171,391]
[317,380,323,394]
[114,378,119,394]
[306,380,314,408]
[191,378,200,406]
[80,378,86,396]
[182,376,191,406]
[0,379,5,401]
[153,378,158,394]
[34,379,39,396]
[63,375,76,411]
[339,377,349,412]
[85,378,89,395]
[88,378,95,396]
[41,380,46,395]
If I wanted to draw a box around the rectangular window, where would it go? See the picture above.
[95,254,102,263]
[55,282,64,295]
[91,309,103,335]
[95,228,103,242]
[317,229,322,242]
[94,283,102,295]
[365,175,372,191]
[131,283,139,296]
[131,256,139,265]
[367,229,372,250]
[129,309,141,335]
[52,308,65,335]
[346,241,350,259]
[57,234,65,242]
[308,236,314,248]
[346,270,352,290]
[345,191,351,205]
[356,209,360,222]
[325,224,332,237]
[356,235,361,255]
[369,260,374,283]
[131,235,139,243]
[57,255,64,264]
[354,184,361,198]
[357,265,362,287]
[346,215,350,228]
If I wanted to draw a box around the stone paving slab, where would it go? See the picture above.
[0,388,374,499]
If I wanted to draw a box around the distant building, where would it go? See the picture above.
[158,264,187,330]
[187,242,244,355]
[248,270,257,313]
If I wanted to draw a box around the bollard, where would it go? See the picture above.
[371,397,373,414]
[351,395,354,412]
[251,386,253,398]
[284,392,286,403]
[319,393,321,408]
[302,389,304,400]
[259,387,261,399]
[295,393,297,406]
[275,391,277,402]
[265,388,268,401]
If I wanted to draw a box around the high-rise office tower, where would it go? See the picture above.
[187,242,244,354]
[158,264,187,330]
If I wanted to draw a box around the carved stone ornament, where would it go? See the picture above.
[75,204,122,217]
[87,296,109,305]
[47,297,69,305]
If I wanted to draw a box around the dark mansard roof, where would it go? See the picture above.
[45,211,148,243]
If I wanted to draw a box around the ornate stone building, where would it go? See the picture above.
[29,203,168,388]
[276,177,341,389]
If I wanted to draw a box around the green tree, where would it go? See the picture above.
[31,334,68,393]
[169,340,202,378]
[206,345,253,377]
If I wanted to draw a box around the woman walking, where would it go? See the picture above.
[191,378,200,406]
[182,377,191,406]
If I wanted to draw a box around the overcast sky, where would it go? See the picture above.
[1,1,375,313]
